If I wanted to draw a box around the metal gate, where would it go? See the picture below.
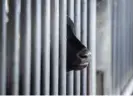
[0,0,97,95]
[112,0,133,94]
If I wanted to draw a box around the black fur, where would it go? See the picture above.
[67,16,90,71]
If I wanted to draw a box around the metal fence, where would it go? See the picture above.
[0,0,97,95]
[112,0,133,94]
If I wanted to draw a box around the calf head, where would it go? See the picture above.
[67,16,91,71]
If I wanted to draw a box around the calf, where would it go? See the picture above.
[67,16,91,71]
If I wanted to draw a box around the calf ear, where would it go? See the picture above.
[67,16,85,51]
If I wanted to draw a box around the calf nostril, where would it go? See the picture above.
[78,49,91,59]
[79,53,88,58]
[78,48,91,59]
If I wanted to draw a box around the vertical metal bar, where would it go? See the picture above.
[131,0,133,75]
[107,0,113,93]
[127,0,129,82]
[130,2,132,76]
[131,0,133,74]
[87,0,90,94]
[20,0,31,94]
[121,0,126,90]
[128,0,130,76]
[128,0,130,78]
[132,0,133,74]
[50,0,59,94]
[74,0,81,95]
[122,0,126,87]
[0,0,7,94]
[119,0,122,90]
[129,0,131,76]
[127,0,130,78]
[114,0,117,92]
[111,0,114,93]
[123,0,126,88]
[123,0,126,86]
[126,0,129,81]
[5,0,9,23]
[128,0,132,77]
[130,0,132,75]
[117,0,120,93]
[124,0,127,88]
[12,0,21,93]
[31,0,41,94]
[125,0,128,84]
[8,0,21,94]
[119,0,126,91]
[129,0,132,77]
[67,0,74,95]
[122,0,126,89]
[115,0,118,93]
[112,1,117,93]
[126,0,130,86]
[41,0,51,95]
[89,0,97,95]
[132,0,133,72]
[59,0,67,95]
[127,0,130,80]
[114,0,119,93]
[111,0,116,93]
[67,0,74,19]
[130,0,132,77]
[81,0,87,95]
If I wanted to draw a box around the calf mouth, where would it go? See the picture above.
[70,48,91,71]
